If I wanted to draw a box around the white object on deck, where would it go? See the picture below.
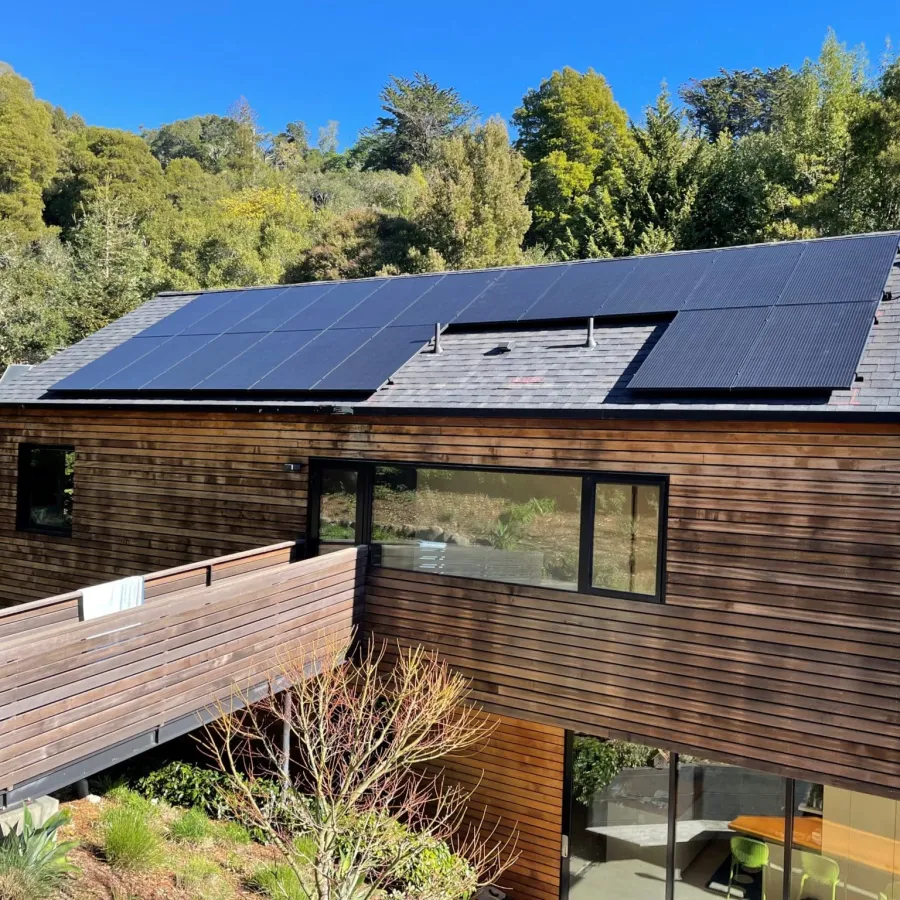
[80,575,145,621]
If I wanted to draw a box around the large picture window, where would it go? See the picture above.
[16,443,75,536]
[309,460,667,602]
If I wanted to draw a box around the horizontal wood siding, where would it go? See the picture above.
[427,712,564,900]
[0,545,365,793]
[0,409,897,799]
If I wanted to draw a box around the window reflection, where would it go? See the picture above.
[568,736,667,900]
[673,756,785,900]
[593,482,661,597]
[791,782,900,900]
[317,468,358,553]
[372,466,582,590]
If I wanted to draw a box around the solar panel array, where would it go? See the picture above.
[51,233,899,396]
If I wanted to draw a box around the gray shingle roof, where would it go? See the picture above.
[2,244,899,420]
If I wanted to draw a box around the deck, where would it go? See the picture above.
[0,542,366,807]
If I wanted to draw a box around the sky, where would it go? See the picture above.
[3,0,898,148]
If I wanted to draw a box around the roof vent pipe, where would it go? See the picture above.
[433,323,443,354]
[585,317,597,349]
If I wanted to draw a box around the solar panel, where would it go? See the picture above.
[336,275,445,329]
[733,301,878,389]
[253,327,380,390]
[142,333,263,389]
[315,325,434,391]
[457,265,569,324]
[390,270,502,326]
[520,259,629,321]
[52,336,168,391]
[138,292,234,338]
[195,331,320,390]
[599,250,716,316]
[627,307,770,390]
[683,242,804,310]
[775,234,898,306]
[94,335,216,390]
[227,284,336,333]
[181,287,290,335]
[284,279,388,330]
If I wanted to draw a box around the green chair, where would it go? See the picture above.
[728,836,770,900]
[796,850,840,900]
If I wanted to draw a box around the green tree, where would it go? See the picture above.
[45,126,166,230]
[67,181,151,339]
[0,70,58,240]
[512,67,631,258]
[415,118,531,270]
[354,73,477,174]
[615,88,707,253]
[0,228,72,366]
[679,66,793,141]
[144,114,255,174]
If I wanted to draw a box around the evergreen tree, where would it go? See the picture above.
[0,69,58,240]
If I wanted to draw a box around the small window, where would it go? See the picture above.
[16,444,75,535]
[591,480,662,598]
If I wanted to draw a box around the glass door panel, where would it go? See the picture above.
[314,465,362,555]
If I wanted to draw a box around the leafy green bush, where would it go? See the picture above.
[169,807,213,844]
[0,808,77,898]
[100,806,163,871]
[136,760,231,819]
[571,736,657,806]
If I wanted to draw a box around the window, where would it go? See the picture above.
[372,465,582,590]
[310,460,667,601]
[16,444,75,535]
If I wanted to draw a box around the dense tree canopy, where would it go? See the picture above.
[0,29,898,368]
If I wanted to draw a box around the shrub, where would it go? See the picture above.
[100,806,163,871]
[0,808,77,898]
[136,761,231,819]
[247,862,306,900]
[169,808,212,844]
[571,736,657,805]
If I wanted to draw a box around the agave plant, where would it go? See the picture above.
[0,806,77,896]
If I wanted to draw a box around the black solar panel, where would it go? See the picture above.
[50,232,899,398]
[519,259,629,321]
[627,307,770,390]
[683,242,804,310]
[457,265,568,324]
[733,301,878,389]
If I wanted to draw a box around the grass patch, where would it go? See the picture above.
[175,856,233,898]
[104,786,157,816]
[169,807,213,844]
[247,862,306,900]
[215,820,251,847]
[100,806,163,871]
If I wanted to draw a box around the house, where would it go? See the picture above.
[1,232,900,900]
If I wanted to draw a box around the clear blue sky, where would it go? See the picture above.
[3,0,896,147]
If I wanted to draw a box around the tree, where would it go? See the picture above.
[44,126,166,230]
[0,70,58,240]
[415,118,531,270]
[144,114,255,174]
[355,74,477,174]
[614,88,707,253]
[0,228,72,366]
[679,66,793,141]
[206,638,516,900]
[512,67,631,258]
[67,180,151,339]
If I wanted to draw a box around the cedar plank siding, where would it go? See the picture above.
[1,410,899,822]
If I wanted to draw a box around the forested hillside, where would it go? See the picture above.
[1,30,898,367]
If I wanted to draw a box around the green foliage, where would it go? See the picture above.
[571,736,656,806]
[247,862,306,900]
[355,73,477,174]
[104,786,157,816]
[215,820,252,847]
[175,857,232,899]
[0,807,77,898]
[100,805,163,871]
[169,807,213,844]
[0,71,57,240]
[136,760,231,819]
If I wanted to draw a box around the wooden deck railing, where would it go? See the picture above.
[0,543,366,805]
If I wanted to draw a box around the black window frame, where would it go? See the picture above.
[16,442,76,537]
[309,458,668,604]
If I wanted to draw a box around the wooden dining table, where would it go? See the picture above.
[729,815,900,877]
